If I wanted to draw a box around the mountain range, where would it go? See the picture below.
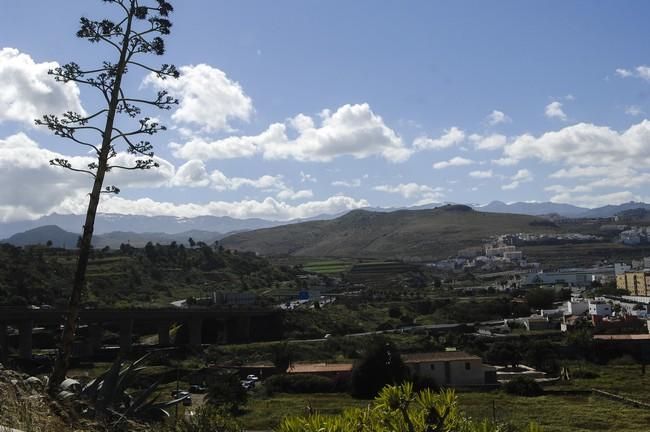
[2,201,649,248]
[220,205,564,259]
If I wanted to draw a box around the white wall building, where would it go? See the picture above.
[588,301,612,317]
[567,301,588,315]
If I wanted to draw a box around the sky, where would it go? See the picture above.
[2,0,650,222]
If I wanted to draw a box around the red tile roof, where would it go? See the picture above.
[402,351,481,363]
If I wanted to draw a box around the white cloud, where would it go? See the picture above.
[276,188,313,201]
[374,182,444,199]
[491,157,519,166]
[332,179,362,188]
[469,170,493,178]
[503,120,650,167]
[413,127,465,150]
[0,47,84,125]
[144,63,253,132]
[616,68,633,78]
[625,105,644,116]
[469,133,507,151]
[501,169,533,190]
[549,166,612,179]
[93,195,369,221]
[0,133,175,222]
[544,101,567,120]
[432,156,474,169]
[170,160,210,187]
[171,103,410,163]
[485,110,511,126]
[550,190,644,208]
[300,171,317,183]
[616,65,650,81]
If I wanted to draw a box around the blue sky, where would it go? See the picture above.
[1,0,650,221]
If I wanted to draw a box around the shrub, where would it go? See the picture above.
[264,374,336,394]
[503,377,543,397]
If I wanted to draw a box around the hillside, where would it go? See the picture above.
[0,242,298,307]
[3,225,79,248]
[221,205,566,259]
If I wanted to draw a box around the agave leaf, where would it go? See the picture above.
[113,379,161,425]
[149,394,190,409]
[96,356,122,414]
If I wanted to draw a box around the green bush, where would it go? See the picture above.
[503,377,543,397]
[264,373,336,394]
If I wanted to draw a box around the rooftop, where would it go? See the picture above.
[402,351,481,363]
[287,363,353,374]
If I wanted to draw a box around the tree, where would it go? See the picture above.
[206,370,248,414]
[351,341,408,398]
[40,0,179,392]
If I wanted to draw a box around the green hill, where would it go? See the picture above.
[221,205,565,259]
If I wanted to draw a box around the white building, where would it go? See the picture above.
[567,301,588,315]
[588,301,612,317]
[402,351,495,387]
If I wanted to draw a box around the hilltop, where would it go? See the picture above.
[221,205,565,259]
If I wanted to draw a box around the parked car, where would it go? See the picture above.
[240,379,254,390]
[171,390,190,398]
[189,384,206,393]
[246,374,259,381]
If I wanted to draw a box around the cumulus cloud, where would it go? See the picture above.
[544,101,567,120]
[469,133,507,151]
[171,103,410,163]
[0,47,84,125]
[93,195,369,221]
[413,127,465,150]
[501,169,533,190]
[616,66,650,81]
[432,156,474,169]
[485,110,511,126]
[0,133,175,222]
[502,120,650,167]
[144,64,253,132]
[374,182,444,204]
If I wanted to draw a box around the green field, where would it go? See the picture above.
[238,364,650,431]
[303,260,353,274]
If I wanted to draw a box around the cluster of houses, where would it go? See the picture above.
[433,240,535,272]
[506,295,650,334]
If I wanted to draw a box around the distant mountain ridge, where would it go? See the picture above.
[2,225,227,249]
[220,205,566,259]
[2,201,650,242]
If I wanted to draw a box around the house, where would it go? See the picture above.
[402,351,496,387]
[287,362,353,379]
[588,301,612,317]
[567,300,588,315]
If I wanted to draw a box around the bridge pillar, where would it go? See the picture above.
[18,320,33,360]
[119,319,134,354]
[157,321,170,346]
[0,324,7,363]
[88,324,103,352]
[226,316,251,343]
[188,318,203,348]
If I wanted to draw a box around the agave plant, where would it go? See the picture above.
[277,382,541,432]
[59,352,188,425]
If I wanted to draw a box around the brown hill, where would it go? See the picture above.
[221,205,564,259]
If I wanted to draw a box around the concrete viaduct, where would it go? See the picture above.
[0,306,278,361]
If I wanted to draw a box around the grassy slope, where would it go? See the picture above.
[222,206,564,259]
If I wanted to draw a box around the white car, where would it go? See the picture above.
[246,374,259,381]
